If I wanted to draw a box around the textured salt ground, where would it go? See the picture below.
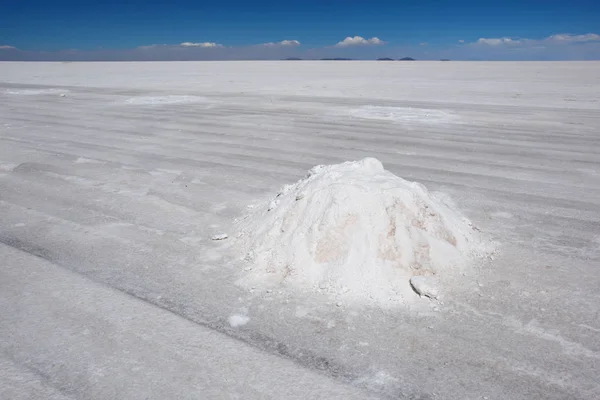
[0,61,599,399]
[123,95,212,105]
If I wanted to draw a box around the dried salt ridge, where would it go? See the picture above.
[237,158,491,306]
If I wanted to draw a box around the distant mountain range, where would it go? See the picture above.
[283,57,420,61]
[377,57,416,61]
[283,57,354,61]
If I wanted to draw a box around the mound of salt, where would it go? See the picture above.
[237,158,490,305]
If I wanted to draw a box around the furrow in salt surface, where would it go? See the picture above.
[0,199,158,255]
[14,102,582,165]
[0,203,383,397]
[6,82,599,132]
[0,163,263,228]
[8,100,600,154]
[4,115,597,192]
[1,148,597,260]
[284,93,600,118]
[6,130,599,209]
[0,355,76,400]
[0,142,285,197]
[0,134,305,181]
[4,114,600,204]
[0,243,377,400]
[6,93,600,153]
[0,171,207,236]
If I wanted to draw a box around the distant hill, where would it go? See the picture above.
[320,58,353,61]
[398,57,416,61]
[440,59,451,61]
[283,57,302,60]
[377,57,395,61]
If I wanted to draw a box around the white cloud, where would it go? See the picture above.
[137,44,163,49]
[419,42,428,46]
[262,40,301,47]
[280,39,300,46]
[458,40,465,44]
[179,42,223,48]
[546,33,600,43]
[472,33,600,47]
[0,45,16,50]
[334,36,386,47]
[476,37,522,46]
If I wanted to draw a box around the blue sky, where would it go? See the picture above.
[1,0,600,60]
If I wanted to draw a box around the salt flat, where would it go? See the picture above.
[1,61,599,399]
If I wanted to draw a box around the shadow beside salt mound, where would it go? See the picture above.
[237,158,493,307]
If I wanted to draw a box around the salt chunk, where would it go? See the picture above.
[410,276,440,299]
[268,199,279,211]
[228,315,250,327]
[211,233,228,241]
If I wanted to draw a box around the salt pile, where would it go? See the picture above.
[237,158,491,305]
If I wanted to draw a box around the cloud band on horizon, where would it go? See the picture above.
[1,32,599,61]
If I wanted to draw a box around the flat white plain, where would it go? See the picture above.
[0,61,599,400]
